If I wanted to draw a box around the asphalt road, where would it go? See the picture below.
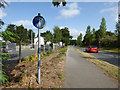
[74,46,119,67]
[63,46,118,88]
[8,49,36,59]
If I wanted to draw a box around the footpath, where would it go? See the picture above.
[63,46,118,88]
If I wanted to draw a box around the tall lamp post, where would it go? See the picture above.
[33,13,46,84]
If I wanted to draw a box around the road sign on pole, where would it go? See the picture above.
[32,13,46,84]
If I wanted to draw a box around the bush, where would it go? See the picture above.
[100,35,117,48]
[0,53,9,60]
[0,63,9,84]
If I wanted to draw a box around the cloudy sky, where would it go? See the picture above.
[1,1,118,39]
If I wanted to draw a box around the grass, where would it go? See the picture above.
[58,72,64,80]
[99,48,120,53]
[72,47,119,81]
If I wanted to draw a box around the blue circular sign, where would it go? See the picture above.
[33,15,46,29]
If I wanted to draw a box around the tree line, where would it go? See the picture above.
[0,24,35,62]
[76,17,120,48]
[40,26,72,46]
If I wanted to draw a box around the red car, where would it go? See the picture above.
[85,46,98,53]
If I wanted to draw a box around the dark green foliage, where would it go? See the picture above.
[52,0,66,7]
[70,40,77,45]
[91,28,96,45]
[41,31,53,44]
[83,25,92,46]
[61,27,72,46]
[100,35,117,48]
[2,24,34,62]
[0,53,9,60]
[53,26,62,43]
[1,71,9,84]
[76,33,82,46]
[45,50,53,56]
[99,17,107,38]
[0,0,8,27]
[0,0,8,8]
[116,23,120,48]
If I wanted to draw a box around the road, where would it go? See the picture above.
[8,49,36,59]
[63,46,118,88]
[74,46,119,67]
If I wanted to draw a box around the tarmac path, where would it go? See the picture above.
[63,46,118,88]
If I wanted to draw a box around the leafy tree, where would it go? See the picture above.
[91,28,96,45]
[70,40,77,46]
[2,24,29,62]
[106,31,115,36]
[83,25,92,46]
[61,27,72,46]
[53,26,62,43]
[99,17,107,38]
[100,35,117,48]
[0,0,8,8]
[116,23,120,48]
[43,31,53,43]
[0,0,8,27]
[52,0,66,7]
[76,33,82,46]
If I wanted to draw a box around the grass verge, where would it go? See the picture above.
[99,48,120,53]
[72,47,119,83]
[3,47,67,88]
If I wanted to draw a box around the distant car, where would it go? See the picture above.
[0,46,8,53]
[85,46,98,53]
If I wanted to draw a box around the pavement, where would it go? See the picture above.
[75,46,119,67]
[63,46,118,88]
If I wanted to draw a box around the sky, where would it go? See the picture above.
[0,1,118,39]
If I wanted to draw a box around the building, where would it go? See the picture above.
[34,36,45,46]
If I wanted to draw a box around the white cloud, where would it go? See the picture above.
[60,27,85,40]
[100,6,117,13]
[69,28,85,40]
[100,6,118,22]
[57,3,81,19]
[0,9,7,19]
[103,2,115,6]
[12,20,32,26]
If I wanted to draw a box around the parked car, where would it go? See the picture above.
[0,46,8,53]
[85,46,98,53]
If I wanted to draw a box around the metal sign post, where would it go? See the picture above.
[33,13,46,84]
[38,28,40,84]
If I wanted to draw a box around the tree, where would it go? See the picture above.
[70,40,77,46]
[91,28,96,45]
[61,27,72,46]
[53,26,62,43]
[83,25,92,46]
[0,0,8,27]
[116,23,120,48]
[2,24,29,63]
[42,31,53,43]
[100,35,117,48]
[99,17,107,38]
[0,0,8,8]
[76,33,82,46]
[52,0,66,7]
